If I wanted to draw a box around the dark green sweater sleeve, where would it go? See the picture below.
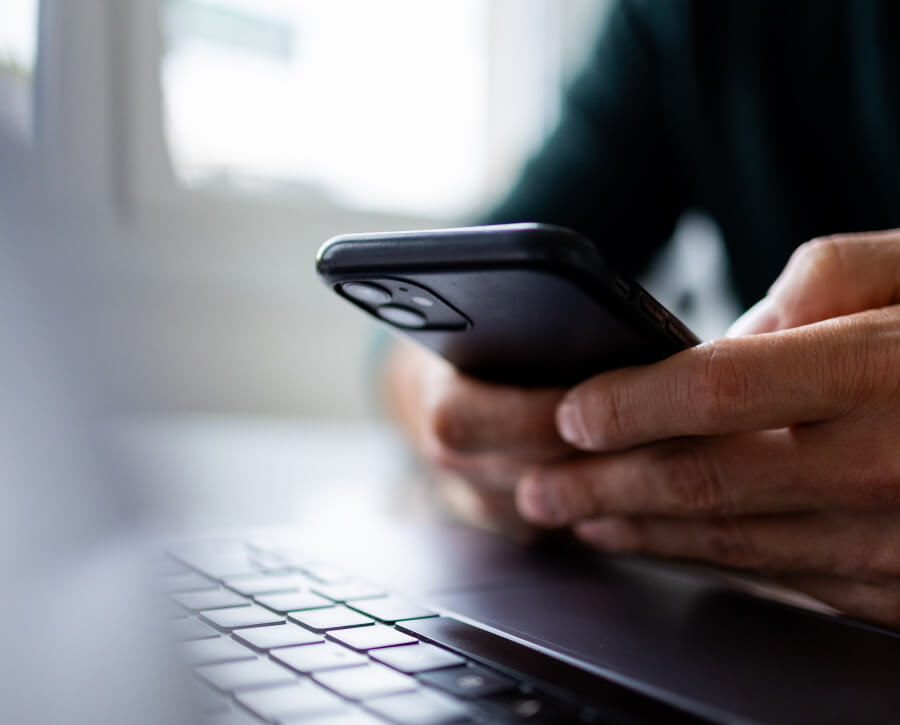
[484,0,687,276]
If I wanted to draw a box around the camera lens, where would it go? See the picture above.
[341,282,392,306]
[377,304,427,328]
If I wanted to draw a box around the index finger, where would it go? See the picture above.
[426,367,572,461]
[556,309,894,452]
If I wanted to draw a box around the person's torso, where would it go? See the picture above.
[655,0,900,304]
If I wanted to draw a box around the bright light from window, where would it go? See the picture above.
[0,0,39,142]
[162,0,489,217]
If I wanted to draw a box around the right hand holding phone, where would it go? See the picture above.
[383,339,574,536]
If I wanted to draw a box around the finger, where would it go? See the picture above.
[384,340,570,462]
[433,473,536,542]
[424,367,571,460]
[572,512,900,586]
[777,574,900,630]
[425,446,537,492]
[729,231,900,336]
[726,297,780,337]
[516,426,898,524]
[556,307,899,452]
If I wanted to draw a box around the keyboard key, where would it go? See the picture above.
[155,556,190,577]
[398,616,633,712]
[364,690,471,725]
[248,548,291,572]
[174,589,251,612]
[314,663,417,701]
[313,582,387,602]
[302,563,353,584]
[255,591,333,613]
[203,709,263,725]
[291,711,385,725]
[164,598,190,619]
[191,682,231,714]
[235,681,346,721]
[482,691,577,722]
[225,574,310,597]
[173,618,219,641]
[201,605,285,632]
[196,658,297,692]
[267,545,316,567]
[370,643,466,673]
[244,537,285,553]
[348,596,436,624]
[289,607,374,632]
[176,549,260,580]
[160,572,216,594]
[327,624,417,652]
[233,623,324,651]
[401,616,689,721]
[181,637,256,666]
[272,642,368,673]
[418,665,515,698]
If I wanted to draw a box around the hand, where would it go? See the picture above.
[515,230,900,627]
[382,339,572,535]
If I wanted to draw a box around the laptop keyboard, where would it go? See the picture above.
[164,538,699,725]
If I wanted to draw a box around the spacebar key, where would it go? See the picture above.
[397,617,700,723]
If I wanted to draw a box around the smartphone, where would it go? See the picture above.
[316,223,700,387]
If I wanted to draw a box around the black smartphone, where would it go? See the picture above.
[316,223,700,387]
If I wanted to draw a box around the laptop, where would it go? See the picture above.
[4,155,900,725]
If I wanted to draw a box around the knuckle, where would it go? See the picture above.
[426,388,468,454]
[821,312,900,408]
[686,341,749,430]
[856,313,900,402]
[658,445,729,515]
[794,236,847,283]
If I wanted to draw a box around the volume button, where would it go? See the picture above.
[614,276,632,299]
[639,292,665,323]
[666,319,692,346]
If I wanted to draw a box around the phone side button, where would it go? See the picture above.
[614,276,632,299]
[639,293,665,323]
[665,319,692,346]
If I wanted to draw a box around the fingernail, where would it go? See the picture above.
[557,399,589,448]
[576,519,632,551]
[517,476,565,526]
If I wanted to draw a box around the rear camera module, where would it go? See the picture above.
[341,281,392,306]
[377,304,427,328]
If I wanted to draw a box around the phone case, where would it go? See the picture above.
[317,223,700,386]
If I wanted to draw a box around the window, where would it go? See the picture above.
[0,0,39,143]
[162,0,497,218]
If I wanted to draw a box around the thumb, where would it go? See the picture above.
[726,296,780,337]
[728,229,900,337]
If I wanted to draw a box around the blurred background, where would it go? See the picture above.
[0,0,737,529]
[1,0,610,415]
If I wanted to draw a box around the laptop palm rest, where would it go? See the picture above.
[296,520,900,724]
